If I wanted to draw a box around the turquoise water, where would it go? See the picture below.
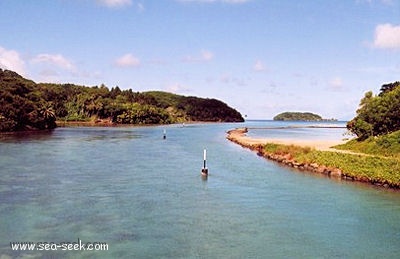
[246,120,349,141]
[0,121,399,258]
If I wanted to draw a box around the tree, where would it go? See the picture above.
[1,69,244,130]
[39,104,57,129]
[0,69,57,131]
[379,81,400,96]
[347,82,400,139]
[116,103,172,124]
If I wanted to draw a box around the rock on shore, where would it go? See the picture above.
[226,128,399,189]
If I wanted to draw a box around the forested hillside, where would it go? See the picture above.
[273,112,323,121]
[0,69,244,132]
[0,70,57,131]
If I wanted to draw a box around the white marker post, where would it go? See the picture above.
[201,149,208,176]
[163,129,166,140]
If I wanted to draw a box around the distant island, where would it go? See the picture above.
[0,69,244,132]
[273,112,337,121]
[230,80,400,189]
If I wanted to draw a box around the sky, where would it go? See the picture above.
[0,0,399,120]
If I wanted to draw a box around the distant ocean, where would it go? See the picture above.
[244,120,349,141]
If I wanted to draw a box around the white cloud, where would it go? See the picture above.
[96,0,132,8]
[183,50,214,62]
[372,23,400,49]
[0,46,26,75]
[114,53,141,67]
[253,60,266,72]
[32,53,75,71]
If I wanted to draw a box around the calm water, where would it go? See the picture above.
[246,120,349,141]
[0,121,399,258]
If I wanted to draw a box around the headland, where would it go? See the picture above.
[227,127,400,189]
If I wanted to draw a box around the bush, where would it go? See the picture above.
[348,81,400,139]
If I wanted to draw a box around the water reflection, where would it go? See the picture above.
[0,129,54,143]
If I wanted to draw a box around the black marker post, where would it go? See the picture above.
[201,149,208,177]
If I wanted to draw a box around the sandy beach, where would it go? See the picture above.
[227,127,347,151]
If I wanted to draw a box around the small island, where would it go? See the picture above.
[273,112,337,121]
[228,81,400,189]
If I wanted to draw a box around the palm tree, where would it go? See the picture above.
[39,104,57,129]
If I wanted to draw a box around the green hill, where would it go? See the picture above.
[0,69,57,131]
[145,91,244,123]
[0,69,244,132]
[273,112,323,121]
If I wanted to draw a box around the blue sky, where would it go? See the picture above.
[0,0,399,120]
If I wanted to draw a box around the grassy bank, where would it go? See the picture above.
[262,143,400,188]
[227,128,400,188]
[334,130,400,158]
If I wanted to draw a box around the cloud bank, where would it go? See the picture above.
[373,23,400,49]
[32,54,75,71]
[0,46,26,75]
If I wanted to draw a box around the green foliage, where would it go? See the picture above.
[300,151,400,185]
[262,143,400,186]
[144,91,244,122]
[347,81,400,139]
[1,69,244,132]
[116,103,172,124]
[334,130,400,158]
[273,112,323,121]
[179,97,244,122]
[0,69,56,131]
[379,81,400,96]
[144,91,183,108]
[346,119,373,140]
[263,143,313,157]
[37,82,243,124]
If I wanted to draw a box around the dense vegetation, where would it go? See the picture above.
[224,80,400,188]
[0,70,56,131]
[144,91,244,122]
[347,81,400,140]
[273,112,323,121]
[262,143,400,187]
[0,69,244,132]
[335,130,400,158]
[267,81,400,188]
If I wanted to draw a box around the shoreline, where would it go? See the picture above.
[227,127,399,189]
[0,120,235,134]
[227,127,347,151]
[55,120,225,128]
